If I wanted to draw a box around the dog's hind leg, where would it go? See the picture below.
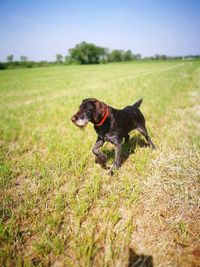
[92,138,107,165]
[137,125,155,149]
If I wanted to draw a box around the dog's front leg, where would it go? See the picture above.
[92,138,107,165]
[113,142,122,168]
[108,142,122,175]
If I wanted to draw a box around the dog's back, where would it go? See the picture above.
[107,99,144,138]
[121,99,145,130]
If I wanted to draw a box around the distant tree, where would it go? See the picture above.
[123,50,133,61]
[154,54,166,60]
[134,54,141,60]
[108,50,141,62]
[20,56,28,62]
[99,48,109,64]
[64,55,72,65]
[56,54,63,63]
[68,42,106,64]
[7,54,14,63]
[108,50,124,62]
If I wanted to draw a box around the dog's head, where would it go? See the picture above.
[71,98,108,128]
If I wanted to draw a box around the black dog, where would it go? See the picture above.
[71,98,155,173]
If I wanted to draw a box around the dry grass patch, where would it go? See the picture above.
[129,87,200,267]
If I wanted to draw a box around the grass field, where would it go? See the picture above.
[0,61,200,267]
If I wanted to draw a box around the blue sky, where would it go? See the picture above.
[0,0,200,61]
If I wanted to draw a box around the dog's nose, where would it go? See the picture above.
[71,115,76,123]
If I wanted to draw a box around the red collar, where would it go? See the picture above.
[95,107,109,126]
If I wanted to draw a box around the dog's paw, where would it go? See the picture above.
[151,143,156,150]
[108,169,114,176]
[95,155,107,164]
[95,157,108,170]
[107,163,119,176]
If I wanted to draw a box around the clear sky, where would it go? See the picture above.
[0,0,200,61]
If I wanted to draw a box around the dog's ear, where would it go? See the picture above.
[93,100,106,123]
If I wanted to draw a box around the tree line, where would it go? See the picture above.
[1,41,200,70]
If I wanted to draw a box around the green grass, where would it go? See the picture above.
[0,61,200,266]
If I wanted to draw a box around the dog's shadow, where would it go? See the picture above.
[128,248,153,267]
[102,134,148,166]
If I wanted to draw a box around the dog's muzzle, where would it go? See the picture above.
[71,115,89,127]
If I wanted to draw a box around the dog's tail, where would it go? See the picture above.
[133,98,143,108]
